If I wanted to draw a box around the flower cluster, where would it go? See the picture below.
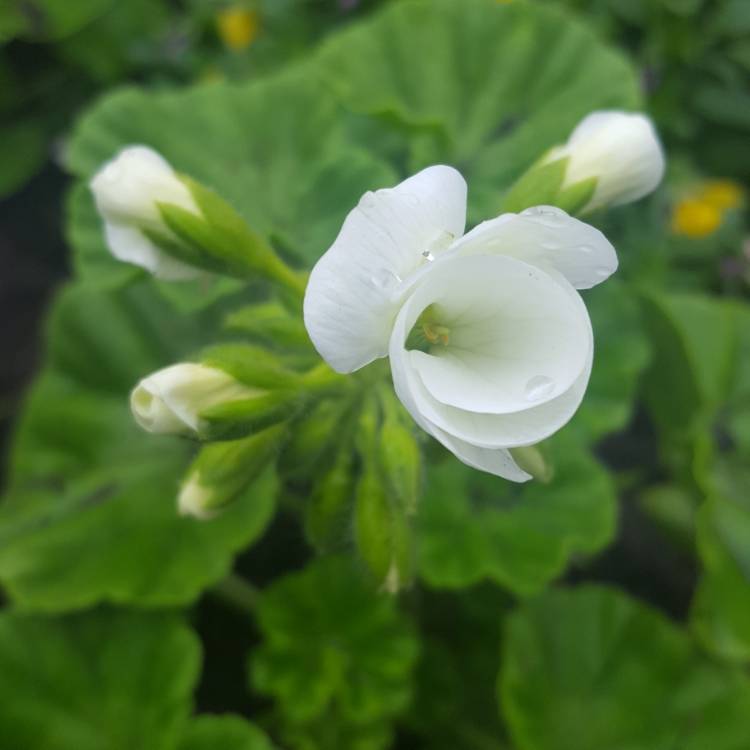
[89,109,664,517]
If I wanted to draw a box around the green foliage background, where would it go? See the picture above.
[1,0,749,748]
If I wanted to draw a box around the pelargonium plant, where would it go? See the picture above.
[89,110,664,589]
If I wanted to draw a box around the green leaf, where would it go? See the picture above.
[500,586,750,750]
[640,290,738,437]
[316,0,640,221]
[0,0,111,41]
[417,436,616,595]
[570,280,650,442]
[250,556,419,750]
[691,456,750,662]
[177,715,275,750]
[0,609,200,750]
[0,120,47,198]
[65,66,397,287]
[0,281,277,611]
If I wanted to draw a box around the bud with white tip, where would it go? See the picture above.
[90,145,202,280]
[544,110,665,213]
[130,363,257,437]
[178,424,287,519]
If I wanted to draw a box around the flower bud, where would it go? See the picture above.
[90,145,202,279]
[545,111,665,213]
[130,363,258,437]
[178,424,286,519]
[378,397,422,515]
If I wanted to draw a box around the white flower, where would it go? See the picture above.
[304,167,618,480]
[130,363,254,436]
[90,145,202,280]
[545,111,665,212]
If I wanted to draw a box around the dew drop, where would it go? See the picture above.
[370,269,401,289]
[422,250,435,262]
[524,375,555,402]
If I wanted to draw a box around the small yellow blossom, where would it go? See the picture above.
[216,6,260,52]
[671,198,722,238]
[700,179,744,211]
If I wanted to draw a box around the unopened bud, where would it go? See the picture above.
[509,444,553,483]
[305,446,355,552]
[90,145,201,280]
[178,424,286,519]
[543,111,665,213]
[379,404,421,515]
[354,466,413,593]
[130,363,257,437]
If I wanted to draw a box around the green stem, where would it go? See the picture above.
[300,362,349,395]
[210,572,260,614]
[263,253,309,299]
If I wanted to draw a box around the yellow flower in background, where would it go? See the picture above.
[700,179,744,211]
[671,179,745,238]
[671,198,722,238]
[216,6,260,52]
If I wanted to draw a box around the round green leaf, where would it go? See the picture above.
[177,715,275,750]
[691,456,750,662]
[315,0,640,220]
[0,609,200,750]
[417,437,616,595]
[0,281,277,611]
[501,586,750,750]
[250,556,418,749]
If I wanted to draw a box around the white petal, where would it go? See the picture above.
[427,426,532,482]
[409,349,591,449]
[393,254,590,414]
[303,165,467,373]
[104,222,201,281]
[449,206,617,289]
[388,318,530,482]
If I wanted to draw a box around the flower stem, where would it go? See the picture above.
[210,572,260,614]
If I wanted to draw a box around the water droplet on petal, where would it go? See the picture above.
[524,375,555,402]
[522,206,563,218]
[370,269,401,289]
[422,250,434,261]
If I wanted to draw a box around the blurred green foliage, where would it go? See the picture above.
[1,0,749,748]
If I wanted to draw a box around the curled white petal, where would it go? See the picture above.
[389,253,593,480]
[547,110,665,212]
[303,165,467,373]
[449,205,617,289]
[398,255,590,414]
[130,363,252,435]
[90,145,202,280]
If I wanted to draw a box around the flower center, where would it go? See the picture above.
[406,304,451,351]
